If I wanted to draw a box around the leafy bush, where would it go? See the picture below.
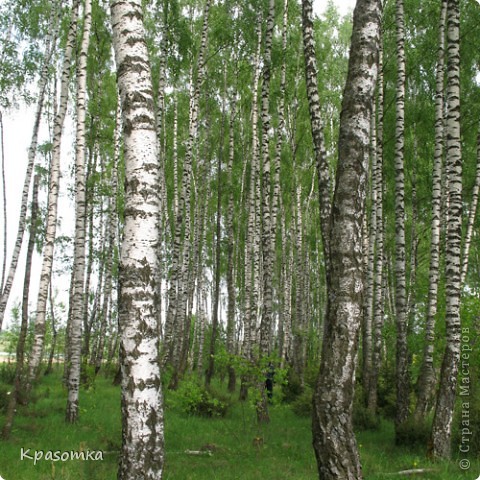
[352,384,381,431]
[0,363,16,385]
[291,386,313,417]
[81,363,97,391]
[395,417,431,448]
[170,379,229,418]
[282,370,304,404]
[353,404,381,431]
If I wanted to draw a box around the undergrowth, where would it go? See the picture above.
[0,367,478,479]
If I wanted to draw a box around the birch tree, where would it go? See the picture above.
[414,0,447,421]
[0,12,58,330]
[312,0,382,477]
[28,0,80,385]
[460,127,480,285]
[66,0,92,424]
[393,0,410,431]
[431,0,462,459]
[301,0,332,265]
[111,0,164,477]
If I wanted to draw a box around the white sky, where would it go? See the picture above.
[0,1,357,332]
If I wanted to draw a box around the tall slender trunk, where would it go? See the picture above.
[255,0,276,424]
[82,150,97,360]
[0,16,59,330]
[164,0,211,370]
[1,175,39,439]
[240,22,262,401]
[28,1,80,385]
[226,100,237,392]
[362,105,377,400]
[312,1,382,478]
[111,0,164,477]
[44,281,58,375]
[66,0,92,424]
[301,0,332,269]
[414,0,447,421]
[393,0,409,430]
[292,184,306,384]
[367,49,384,411]
[0,111,6,293]
[460,128,480,285]
[431,0,462,459]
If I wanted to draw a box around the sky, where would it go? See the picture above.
[0,0,357,332]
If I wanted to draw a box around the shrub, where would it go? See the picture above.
[170,379,229,418]
[353,404,381,431]
[282,370,304,404]
[395,417,431,448]
[291,387,313,417]
[0,363,16,385]
[352,384,381,431]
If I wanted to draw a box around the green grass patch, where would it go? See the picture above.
[0,370,478,479]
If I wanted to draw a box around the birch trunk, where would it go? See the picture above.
[164,0,211,369]
[368,42,385,411]
[393,0,410,430]
[255,0,276,424]
[460,128,480,284]
[362,106,377,399]
[1,175,39,439]
[111,0,164,477]
[301,0,332,267]
[0,17,58,330]
[241,23,262,401]
[66,0,92,424]
[226,101,237,392]
[28,1,80,384]
[312,1,382,477]
[431,0,462,459]
[414,0,447,421]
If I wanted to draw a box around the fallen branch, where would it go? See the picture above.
[386,468,438,476]
[184,450,213,457]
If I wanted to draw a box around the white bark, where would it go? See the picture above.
[28,1,80,383]
[393,0,409,429]
[415,0,446,420]
[460,128,480,285]
[111,0,164,477]
[66,0,92,424]
[0,15,59,330]
[312,0,382,477]
[432,0,462,459]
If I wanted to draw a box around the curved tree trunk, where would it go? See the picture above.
[312,1,382,478]
[301,0,332,268]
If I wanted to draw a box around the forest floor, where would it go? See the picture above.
[0,367,478,480]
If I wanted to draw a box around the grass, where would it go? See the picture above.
[0,366,478,479]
